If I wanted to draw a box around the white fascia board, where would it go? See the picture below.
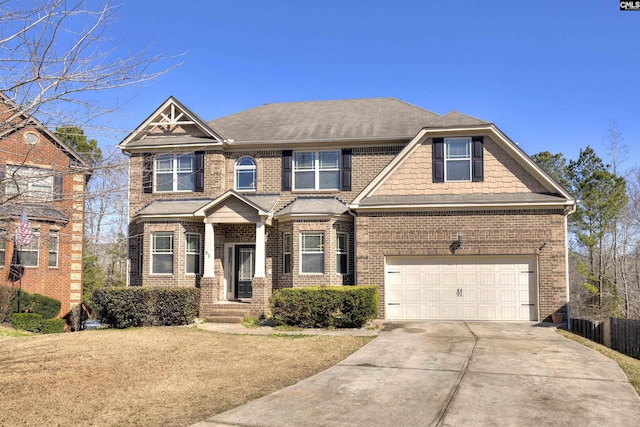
[274,213,352,222]
[134,214,203,223]
[350,201,574,212]
[194,191,269,217]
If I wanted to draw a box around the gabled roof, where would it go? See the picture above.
[194,191,280,217]
[426,111,490,128]
[118,96,225,150]
[351,124,576,210]
[133,198,212,219]
[0,92,92,171]
[208,98,442,144]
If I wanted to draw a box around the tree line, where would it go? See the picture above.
[533,123,639,320]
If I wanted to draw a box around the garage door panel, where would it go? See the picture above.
[386,256,537,321]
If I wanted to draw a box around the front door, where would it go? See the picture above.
[235,245,255,299]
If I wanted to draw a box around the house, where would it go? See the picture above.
[0,94,91,319]
[118,97,575,322]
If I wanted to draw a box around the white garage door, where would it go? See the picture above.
[385,256,537,321]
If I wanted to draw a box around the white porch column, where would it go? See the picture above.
[254,218,266,278]
[203,221,215,278]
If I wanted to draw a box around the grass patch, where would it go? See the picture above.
[0,326,373,426]
[558,329,640,395]
[0,324,32,338]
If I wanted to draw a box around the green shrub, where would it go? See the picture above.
[270,286,379,328]
[11,313,43,331]
[9,290,32,316]
[92,287,200,329]
[30,293,61,319]
[11,313,65,334]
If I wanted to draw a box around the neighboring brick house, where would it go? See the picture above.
[0,95,91,319]
[118,97,575,322]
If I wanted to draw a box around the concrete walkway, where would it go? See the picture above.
[194,321,640,427]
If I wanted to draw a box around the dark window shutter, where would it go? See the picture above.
[472,136,484,182]
[341,149,352,191]
[282,150,292,191]
[142,154,153,193]
[54,174,63,200]
[432,138,444,183]
[194,151,205,192]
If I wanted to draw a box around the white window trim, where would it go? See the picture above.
[300,232,324,275]
[17,229,40,268]
[185,233,202,275]
[235,156,257,192]
[0,229,6,268]
[48,230,59,268]
[154,153,195,193]
[293,150,340,191]
[283,232,292,274]
[137,236,143,275]
[336,232,348,275]
[444,137,472,182]
[151,232,174,275]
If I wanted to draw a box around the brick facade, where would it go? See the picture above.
[1,123,88,319]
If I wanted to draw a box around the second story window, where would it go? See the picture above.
[445,138,471,181]
[48,231,59,268]
[235,157,257,191]
[293,151,340,190]
[155,153,195,192]
[5,165,54,201]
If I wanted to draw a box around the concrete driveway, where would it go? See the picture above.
[195,322,640,427]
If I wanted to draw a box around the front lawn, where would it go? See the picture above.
[0,326,373,426]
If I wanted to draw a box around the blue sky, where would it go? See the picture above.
[99,1,639,170]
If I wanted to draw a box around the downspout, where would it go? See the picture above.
[565,203,577,330]
[348,210,357,285]
[125,153,131,287]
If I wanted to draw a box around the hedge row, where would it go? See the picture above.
[270,286,379,328]
[0,286,61,322]
[92,287,200,328]
[11,313,66,334]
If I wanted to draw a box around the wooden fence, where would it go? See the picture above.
[570,317,640,358]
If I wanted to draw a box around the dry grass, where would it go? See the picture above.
[0,326,373,426]
[557,329,640,395]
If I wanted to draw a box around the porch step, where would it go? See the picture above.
[205,315,245,324]
[204,306,251,323]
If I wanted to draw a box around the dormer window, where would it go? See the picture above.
[235,156,257,191]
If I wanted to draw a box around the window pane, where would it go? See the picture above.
[49,252,58,267]
[19,251,38,266]
[154,235,172,252]
[337,234,347,252]
[237,169,256,190]
[156,173,174,191]
[446,140,470,158]
[186,235,200,252]
[283,254,291,274]
[319,171,340,189]
[153,254,173,274]
[302,234,323,252]
[156,155,173,172]
[283,234,292,252]
[294,152,315,169]
[186,254,199,274]
[237,157,256,167]
[302,253,323,273]
[319,151,339,169]
[177,172,194,191]
[294,171,315,189]
[446,160,471,181]
[337,254,348,274]
[177,154,194,171]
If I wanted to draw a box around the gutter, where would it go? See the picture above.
[564,202,578,330]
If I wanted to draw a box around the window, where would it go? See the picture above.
[300,232,324,274]
[151,232,173,274]
[445,137,471,181]
[235,157,257,191]
[293,151,340,190]
[17,230,39,267]
[336,233,348,274]
[48,231,59,268]
[283,233,292,274]
[185,233,201,275]
[6,165,54,200]
[0,229,5,267]
[155,153,195,192]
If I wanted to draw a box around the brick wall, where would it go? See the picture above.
[1,127,86,318]
[355,209,568,320]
